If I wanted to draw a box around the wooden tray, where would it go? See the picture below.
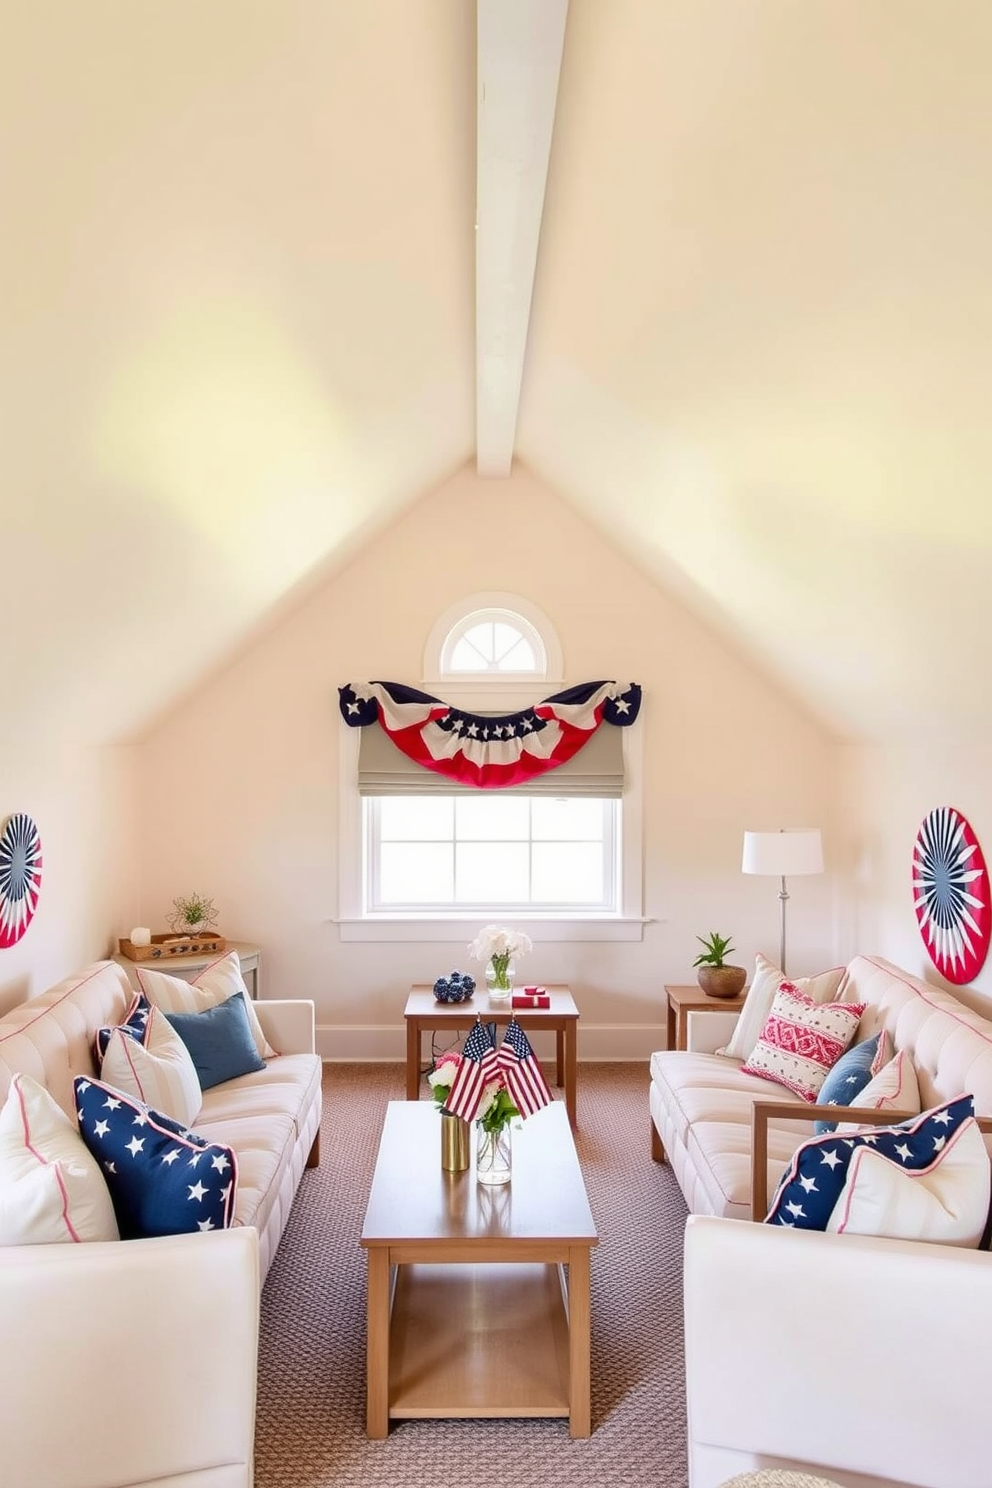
[118,933,226,962]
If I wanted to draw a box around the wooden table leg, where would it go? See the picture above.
[366,1248,391,1439]
[666,997,676,1053]
[405,1017,420,1101]
[567,1245,591,1438]
[564,1019,577,1131]
[556,1026,564,1087]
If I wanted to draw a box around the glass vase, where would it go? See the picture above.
[476,1122,512,1185]
[485,957,516,1002]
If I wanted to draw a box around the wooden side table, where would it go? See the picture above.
[404,984,580,1131]
[113,940,262,999]
[664,982,747,1052]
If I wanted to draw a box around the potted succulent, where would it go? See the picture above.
[693,932,747,999]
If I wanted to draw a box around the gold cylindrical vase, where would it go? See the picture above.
[440,1111,470,1172]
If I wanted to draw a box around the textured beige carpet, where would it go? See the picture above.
[256,1062,690,1487]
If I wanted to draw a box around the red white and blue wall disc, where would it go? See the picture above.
[0,813,43,949]
[912,806,990,984]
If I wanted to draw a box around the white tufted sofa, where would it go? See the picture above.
[674,956,992,1488]
[651,954,992,1219]
[0,958,322,1488]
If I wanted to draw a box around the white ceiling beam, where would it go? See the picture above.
[476,0,568,477]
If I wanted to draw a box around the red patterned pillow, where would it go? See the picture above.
[742,981,867,1101]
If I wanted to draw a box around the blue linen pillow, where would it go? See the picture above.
[766,1095,975,1229]
[163,991,266,1091]
[813,1032,884,1134]
[74,1075,237,1238]
[94,991,152,1062]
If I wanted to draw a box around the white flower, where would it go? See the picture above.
[468,923,533,963]
[475,1080,504,1121]
[426,1067,450,1091]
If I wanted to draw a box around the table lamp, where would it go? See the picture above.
[742,828,823,975]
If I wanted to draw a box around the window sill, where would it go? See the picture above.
[335,916,649,943]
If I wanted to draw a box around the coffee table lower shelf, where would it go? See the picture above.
[388,1262,572,1420]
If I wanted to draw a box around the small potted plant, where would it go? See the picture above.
[167,893,218,937]
[693,932,747,999]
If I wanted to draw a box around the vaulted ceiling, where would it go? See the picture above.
[4,1,991,747]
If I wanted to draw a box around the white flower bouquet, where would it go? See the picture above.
[467,923,533,994]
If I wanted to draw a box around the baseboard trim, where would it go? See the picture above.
[316,1022,665,1063]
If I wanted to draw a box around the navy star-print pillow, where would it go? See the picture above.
[74,1075,237,1239]
[94,991,152,1062]
[766,1094,976,1229]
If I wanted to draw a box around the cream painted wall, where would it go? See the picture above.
[136,463,839,1059]
[0,744,139,1016]
[838,744,992,1017]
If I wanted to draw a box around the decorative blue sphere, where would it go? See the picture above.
[432,970,475,1003]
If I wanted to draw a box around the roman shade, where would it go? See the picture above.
[357,718,625,797]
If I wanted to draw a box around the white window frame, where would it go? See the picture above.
[336,594,645,941]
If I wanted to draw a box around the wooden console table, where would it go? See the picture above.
[404,983,580,1130]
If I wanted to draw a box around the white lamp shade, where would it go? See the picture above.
[742,828,823,877]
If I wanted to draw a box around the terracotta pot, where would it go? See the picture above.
[697,964,747,999]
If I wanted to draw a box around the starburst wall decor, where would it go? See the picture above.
[0,812,43,949]
[912,806,990,984]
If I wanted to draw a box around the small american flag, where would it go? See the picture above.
[443,1019,500,1121]
[497,1019,552,1118]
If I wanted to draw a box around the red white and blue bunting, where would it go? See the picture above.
[338,679,641,790]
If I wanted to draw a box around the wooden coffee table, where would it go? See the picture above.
[360,1100,598,1438]
[404,983,580,1129]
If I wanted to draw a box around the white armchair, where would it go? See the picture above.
[684,1213,992,1488]
[0,1226,260,1488]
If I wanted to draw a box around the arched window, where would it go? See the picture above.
[424,592,562,696]
[442,609,543,675]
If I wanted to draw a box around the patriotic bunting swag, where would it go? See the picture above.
[338,678,641,789]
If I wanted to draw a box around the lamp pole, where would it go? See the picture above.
[778,875,790,974]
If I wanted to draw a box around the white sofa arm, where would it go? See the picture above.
[255,997,316,1055]
[0,1227,259,1488]
[685,1008,739,1053]
[684,1215,992,1488]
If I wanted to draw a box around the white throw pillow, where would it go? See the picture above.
[721,952,846,1062]
[138,951,276,1059]
[0,1073,118,1244]
[827,1116,990,1246]
[838,1049,921,1130]
[101,1003,202,1127]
